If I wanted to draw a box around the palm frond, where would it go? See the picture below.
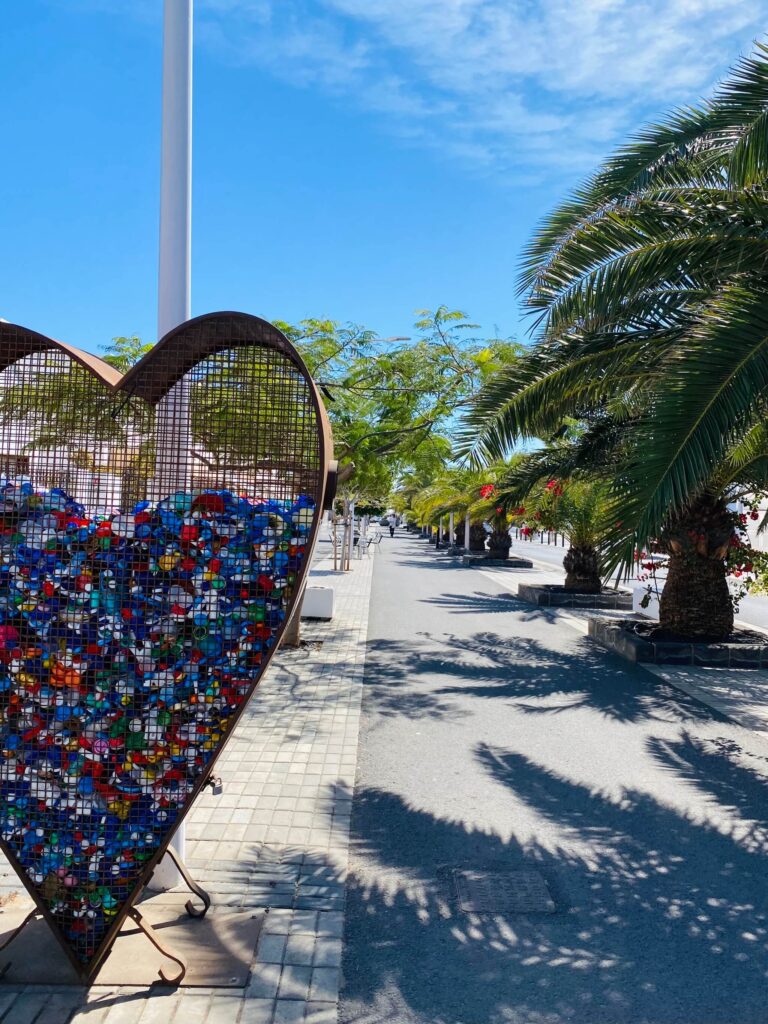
[603,284,768,565]
[521,41,768,299]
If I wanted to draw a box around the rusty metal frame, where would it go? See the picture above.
[0,313,334,983]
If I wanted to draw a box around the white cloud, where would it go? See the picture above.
[198,2,372,90]
[74,0,768,179]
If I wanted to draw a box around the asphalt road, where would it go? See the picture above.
[340,530,768,1024]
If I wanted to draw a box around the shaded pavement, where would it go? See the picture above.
[340,532,768,1024]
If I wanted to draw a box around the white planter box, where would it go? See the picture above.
[301,586,335,620]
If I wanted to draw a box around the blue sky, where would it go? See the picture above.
[2,0,768,355]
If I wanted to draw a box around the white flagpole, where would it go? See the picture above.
[158,0,192,338]
[152,0,193,891]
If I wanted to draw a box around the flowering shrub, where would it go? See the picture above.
[479,484,495,499]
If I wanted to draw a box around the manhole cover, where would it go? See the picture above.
[453,870,555,914]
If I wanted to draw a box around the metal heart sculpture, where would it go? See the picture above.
[0,313,333,981]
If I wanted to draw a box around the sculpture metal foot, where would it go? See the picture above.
[164,846,211,919]
[128,907,186,985]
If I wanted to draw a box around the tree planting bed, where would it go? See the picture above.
[462,554,534,568]
[518,583,633,610]
[589,616,768,668]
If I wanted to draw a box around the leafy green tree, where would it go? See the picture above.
[278,309,522,507]
[0,338,153,474]
[101,335,155,373]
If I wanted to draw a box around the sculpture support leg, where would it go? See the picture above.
[128,907,186,985]
[163,845,211,919]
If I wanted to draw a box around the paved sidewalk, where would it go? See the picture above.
[0,549,375,1023]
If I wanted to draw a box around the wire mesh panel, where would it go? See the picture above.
[0,314,331,980]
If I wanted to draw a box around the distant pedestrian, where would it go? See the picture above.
[388,515,396,538]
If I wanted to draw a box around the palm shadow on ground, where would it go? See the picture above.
[341,733,768,1024]
[423,590,526,614]
[362,628,721,726]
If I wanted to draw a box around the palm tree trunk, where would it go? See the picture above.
[469,524,487,552]
[658,494,734,640]
[659,552,732,639]
[488,529,511,558]
[563,544,601,593]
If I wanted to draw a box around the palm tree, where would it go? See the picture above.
[411,465,513,552]
[552,482,611,593]
[501,468,613,593]
[413,470,482,548]
[460,42,768,639]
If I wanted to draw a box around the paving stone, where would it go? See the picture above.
[257,933,288,964]
[70,1008,111,1024]
[289,911,318,933]
[285,934,316,966]
[249,893,294,909]
[0,991,24,1022]
[314,938,342,967]
[309,967,341,1003]
[278,964,313,1001]
[1,992,52,1024]
[136,993,183,1024]
[104,999,150,1024]
[171,993,212,1024]
[316,913,344,939]
[35,990,87,1024]
[304,1004,338,1024]
[262,911,294,935]
[204,995,244,1024]
[247,963,283,1000]
[239,999,276,1024]
[272,1001,305,1024]
[294,896,344,912]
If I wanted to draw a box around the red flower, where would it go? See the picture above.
[479,484,495,499]
[495,506,504,515]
